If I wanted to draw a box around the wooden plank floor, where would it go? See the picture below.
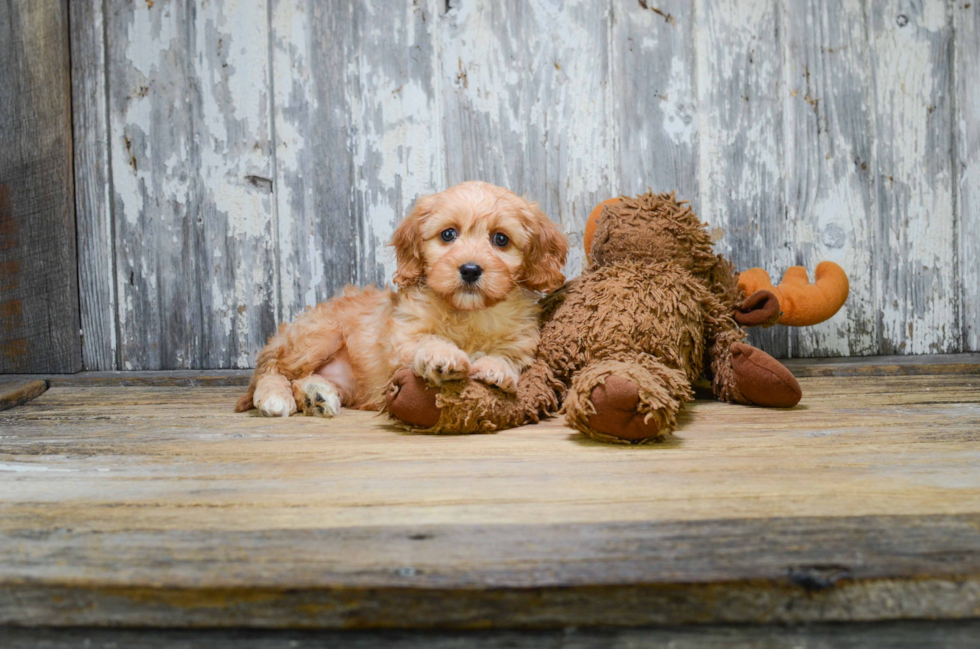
[1,370,980,629]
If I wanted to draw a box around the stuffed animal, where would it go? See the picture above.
[385,192,849,443]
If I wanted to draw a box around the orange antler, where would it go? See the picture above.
[738,262,849,327]
[584,197,620,258]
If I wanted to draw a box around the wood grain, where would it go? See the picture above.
[65,0,980,368]
[69,0,117,371]
[780,0,878,357]
[612,0,699,208]
[270,0,356,320]
[869,1,957,355]
[347,0,445,288]
[517,0,615,276]
[694,0,790,359]
[956,2,980,352]
[0,354,976,387]
[5,375,980,528]
[440,0,617,275]
[42,369,251,387]
[4,621,980,648]
[2,374,980,627]
[0,379,46,411]
[440,0,524,193]
[4,515,980,628]
[0,0,81,373]
[105,0,279,370]
[782,352,980,377]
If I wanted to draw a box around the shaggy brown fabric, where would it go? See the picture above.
[386,191,802,442]
[729,342,802,407]
[708,328,750,405]
[384,359,562,435]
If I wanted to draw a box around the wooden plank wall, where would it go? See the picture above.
[0,0,81,374]
[69,0,980,370]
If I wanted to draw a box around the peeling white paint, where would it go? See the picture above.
[871,0,957,354]
[441,0,613,279]
[0,463,75,473]
[348,0,445,286]
[83,0,974,368]
[109,0,277,369]
[780,0,878,357]
[662,57,698,147]
[695,0,794,357]
[955,4,980,352]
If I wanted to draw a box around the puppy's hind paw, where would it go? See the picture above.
[297,379,342,418]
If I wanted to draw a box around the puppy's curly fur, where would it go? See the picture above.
[236,181,567,418]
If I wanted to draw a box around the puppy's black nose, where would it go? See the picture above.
[459,263,483,284]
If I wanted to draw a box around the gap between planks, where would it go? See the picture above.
[0,353,977,391]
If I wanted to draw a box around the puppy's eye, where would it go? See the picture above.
[440,228,457,243]
[492,232,509,248]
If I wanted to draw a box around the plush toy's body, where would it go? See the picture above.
[386,192,847,443]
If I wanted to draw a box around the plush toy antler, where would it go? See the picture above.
[738,262,849,327]
[584,197,620,258]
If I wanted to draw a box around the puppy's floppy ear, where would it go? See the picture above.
[391,195,434,287]
[519,200,568,293]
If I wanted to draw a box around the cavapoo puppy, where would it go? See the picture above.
[236,181,568,418]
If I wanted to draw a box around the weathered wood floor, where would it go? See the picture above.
[1,364,980,631]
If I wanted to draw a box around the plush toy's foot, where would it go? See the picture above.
[564,356,692,444]
[385,366,541,434]
[385,368,442,428]
[587,376,662,442]
[730,342,802,407]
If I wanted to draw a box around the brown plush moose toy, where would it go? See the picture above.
[385,191,849,443]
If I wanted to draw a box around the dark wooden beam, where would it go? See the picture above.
[3,514,980,628]
[0,0,80,373]
[4,620,980,648]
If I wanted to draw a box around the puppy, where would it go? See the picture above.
[236,181,568,417]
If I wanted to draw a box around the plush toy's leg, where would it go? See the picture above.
[384,358,562,434]
[563,354,693,444]
[735,289,782,327]
[708,330,801,408]
[707,328,751,405]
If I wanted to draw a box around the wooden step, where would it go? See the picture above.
[1,367,979,629]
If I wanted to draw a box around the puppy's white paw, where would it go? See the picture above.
[470,356,519,394]
[299,379,342,418]
[414,345,470,385]
[257,394,294,417]
[254,375,297,417]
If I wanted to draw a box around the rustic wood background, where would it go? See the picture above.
[68,0,980,371]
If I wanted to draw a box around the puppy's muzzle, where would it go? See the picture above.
[459,263,483,285]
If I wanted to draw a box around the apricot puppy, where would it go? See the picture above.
[236,181,567,417]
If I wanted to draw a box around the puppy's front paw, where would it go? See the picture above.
[293,377,342,418]
[254,374,297,417]
[470,356,519,394]
[414,344,470,385]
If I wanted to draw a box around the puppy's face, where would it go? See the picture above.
[391,182,567,311]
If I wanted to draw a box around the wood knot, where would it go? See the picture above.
[787,565,852,592]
